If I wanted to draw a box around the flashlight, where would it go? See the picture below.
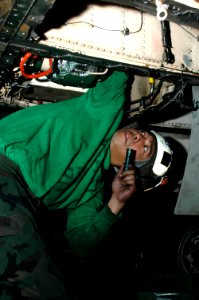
[124,148,136,171]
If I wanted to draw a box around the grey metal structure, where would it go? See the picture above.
[175,86,199,215]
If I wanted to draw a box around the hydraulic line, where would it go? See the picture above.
[19,52,53,79]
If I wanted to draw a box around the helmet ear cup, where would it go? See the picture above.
[150,130,173,177]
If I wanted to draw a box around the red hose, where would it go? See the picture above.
[19,52,53,79]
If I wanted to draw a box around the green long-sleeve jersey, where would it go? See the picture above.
[0,70,129,256]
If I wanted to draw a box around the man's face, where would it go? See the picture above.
[110,128,156,166]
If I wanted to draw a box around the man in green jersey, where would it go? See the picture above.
[0,70,172,299]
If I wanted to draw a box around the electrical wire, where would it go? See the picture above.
[66,11,143,36]
[178,24,199,40]
[126,79,163,115]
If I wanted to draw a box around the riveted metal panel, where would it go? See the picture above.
[39,4,199,76]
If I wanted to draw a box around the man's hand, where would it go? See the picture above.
[108,164,136,215]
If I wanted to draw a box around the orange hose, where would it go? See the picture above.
[20,52,53,79]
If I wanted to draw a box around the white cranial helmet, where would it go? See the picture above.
[136,130,173,191]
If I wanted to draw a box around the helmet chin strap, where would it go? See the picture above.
[144,175,169,192]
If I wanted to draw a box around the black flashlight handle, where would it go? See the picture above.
[124,148,135,171]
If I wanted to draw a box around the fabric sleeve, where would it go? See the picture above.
[65,192,119,257]
[84,70,129,106]
[64,71,129,257]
